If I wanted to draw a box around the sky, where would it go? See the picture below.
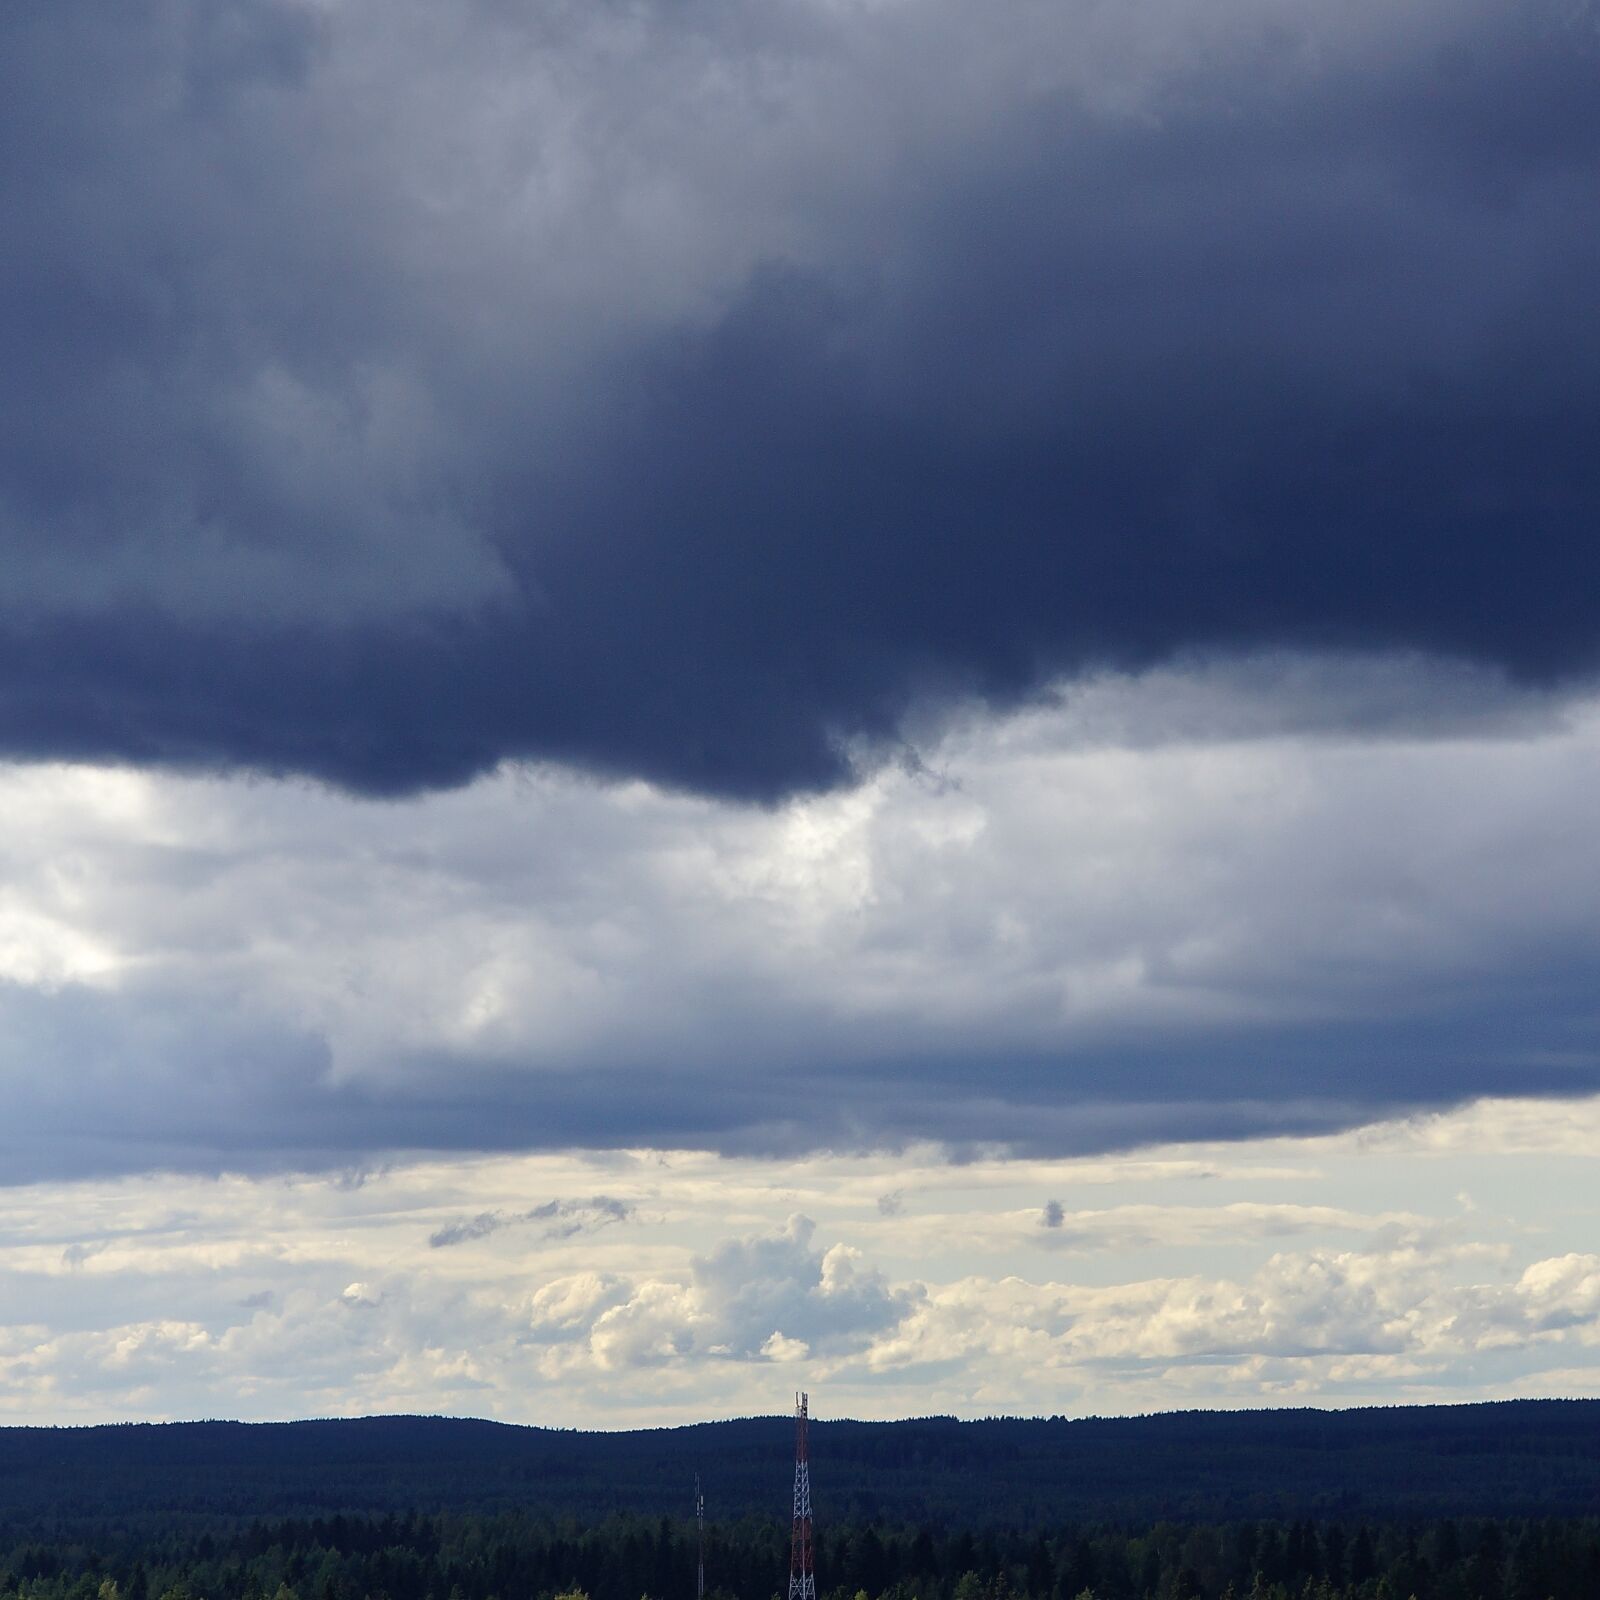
[1,0,1598,1424]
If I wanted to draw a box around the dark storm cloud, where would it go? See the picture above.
[2,0,1598,798]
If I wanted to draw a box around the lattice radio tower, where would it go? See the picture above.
[695,1473,705,1600]
[788,1393,815,1600]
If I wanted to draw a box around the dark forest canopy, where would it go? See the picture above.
[1,1504,1598,1600]
[1,1403,1598,1539]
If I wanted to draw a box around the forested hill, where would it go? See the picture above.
[2,1402,1598,1537]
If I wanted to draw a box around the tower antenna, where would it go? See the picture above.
[788,1393,815,1600]
[695,1473,706,1600]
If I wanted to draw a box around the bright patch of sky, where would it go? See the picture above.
[0,1099,1596,1424]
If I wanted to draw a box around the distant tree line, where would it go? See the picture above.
[4,1406,1600,1537]
[2,1509,1597,1600]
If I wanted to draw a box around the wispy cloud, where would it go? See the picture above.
[429,1197,634,1250]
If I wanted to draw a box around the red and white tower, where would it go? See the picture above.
[788,1392,815,1600]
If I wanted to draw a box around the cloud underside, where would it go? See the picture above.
[3,0,1599,799]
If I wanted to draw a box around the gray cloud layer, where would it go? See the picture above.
[3,0,1598,798]
[2,669,1598,1179]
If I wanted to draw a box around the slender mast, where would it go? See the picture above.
[695,1473,706,1600]
[787,1393,815,1600]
